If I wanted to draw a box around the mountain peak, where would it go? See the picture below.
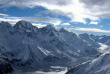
[45,25,55,29]
[14,20,33,29]
[41,25,56,31]
[13,20,39,34]
[0,21,12,28]
[59,27,68,32]
[81,33,88,35]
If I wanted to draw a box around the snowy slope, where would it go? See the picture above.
[0,20,100,72]
[105,39,110,46]
[79,33,100,48]
[79,33,110,52]
[79,34,110,46]
[66,52,110,74]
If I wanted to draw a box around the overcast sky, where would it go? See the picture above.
[0,0,110,35]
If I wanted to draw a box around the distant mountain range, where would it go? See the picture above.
[0,20,109,74]
[79,33,110,47]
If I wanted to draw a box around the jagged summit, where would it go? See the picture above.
[0,21,12,28]
[59,27,68,32]
[80,33,89,36]
[14,20,33,29]
[13,20,39,34]
[40,25,58,34]
[43,25,55,30]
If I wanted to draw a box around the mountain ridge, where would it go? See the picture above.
[0,20,100,73]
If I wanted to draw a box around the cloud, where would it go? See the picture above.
[0,0,99,24]
[79,0,110,18]
[0,0,72,8]
[0,13,8,16]
[1,0,110,24]
[32,23,46,28]
[61,23,70,25]
[70,27,110,33]
[90,21,98,25]
[18,16,61,26]
[0,13,61,25]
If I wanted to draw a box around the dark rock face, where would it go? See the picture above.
[0,57,13,74]
[0,43,13,74]
[0,63,13,74]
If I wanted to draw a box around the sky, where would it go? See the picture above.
[0,0,110,35]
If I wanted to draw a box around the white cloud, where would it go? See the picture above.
[0,13,8,16]
[90,21,98,25]
[36,0,91,24]
[19,16,61,26]
[61,23,70,25]
[0,0,72,8]
[0,0,100,24]
[79,0,110,18]
[0,13,61,25]
[32,23,46,28]
[0,16,20,25]
[70,27,110,33]
[1,0,110,24]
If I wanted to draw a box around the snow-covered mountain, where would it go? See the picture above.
[79,33,110,47]
[79,33,100,48]
[66,52,110,74]
[66,33,110,74]
[0,20,99,73]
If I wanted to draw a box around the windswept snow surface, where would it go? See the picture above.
[66,52,110,74]
[99,43,109,50]
[13,66,67,74]
[98,43,110,53]
[99,43,108,50]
